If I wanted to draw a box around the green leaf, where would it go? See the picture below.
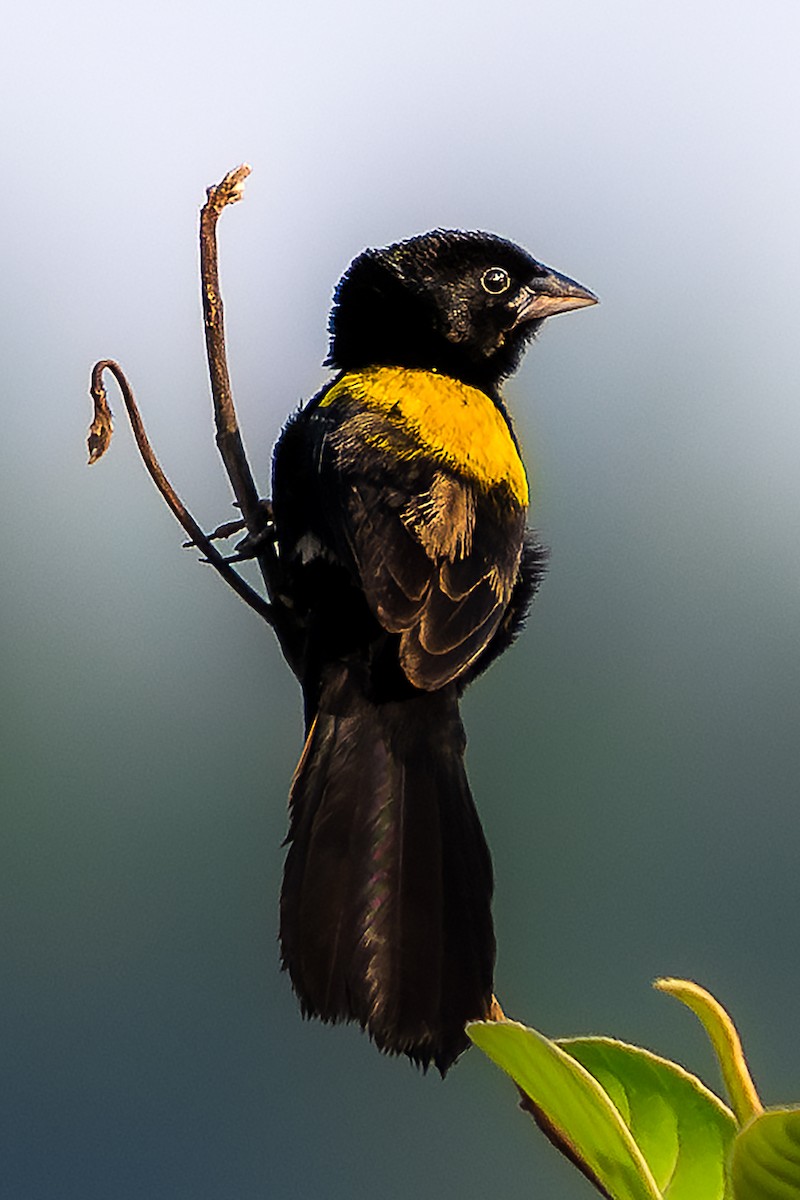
[468,1019,664,1200]
[560,1037,737,1199]
[732,1108,800,1199]
[654,979,762,1126]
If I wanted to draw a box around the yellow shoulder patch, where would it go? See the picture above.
[320,367,529,507]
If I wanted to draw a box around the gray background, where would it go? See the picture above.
[3,1,800,1196]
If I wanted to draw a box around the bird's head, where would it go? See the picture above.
[327,230,597,390]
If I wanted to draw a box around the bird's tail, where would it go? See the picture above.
[279,663,495,1074]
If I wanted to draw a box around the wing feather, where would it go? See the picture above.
[321,393,526,689]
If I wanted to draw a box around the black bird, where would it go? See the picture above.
[271,230,596,1073]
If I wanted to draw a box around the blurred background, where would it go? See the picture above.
[3,1,800,1196]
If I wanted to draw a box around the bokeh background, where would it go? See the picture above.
[3,1,800,1196]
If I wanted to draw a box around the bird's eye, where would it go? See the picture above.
[480,267,512,295]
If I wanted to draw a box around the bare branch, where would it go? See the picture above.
[197,165,302,670]
[199,166,271,550]
[88,359,275,625]
[86,166,303,672]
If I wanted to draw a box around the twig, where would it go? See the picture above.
[199,166,274,566]
[88,359,275,625]
[86,167,304,670]
[198,166,301,666]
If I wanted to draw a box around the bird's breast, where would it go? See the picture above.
[319,367,529,508]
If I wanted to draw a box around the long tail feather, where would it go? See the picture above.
[279,664,494,1074]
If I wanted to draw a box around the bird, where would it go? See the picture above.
[270,229,596,1073]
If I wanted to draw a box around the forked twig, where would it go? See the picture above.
[86,165,307,657]
[88,359,274,624]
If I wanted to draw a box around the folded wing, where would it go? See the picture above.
[323,402,526,690]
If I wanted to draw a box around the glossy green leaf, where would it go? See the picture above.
[468,1019,663,1200]
[731,1108,800,1199]
[561,1037,736,1199]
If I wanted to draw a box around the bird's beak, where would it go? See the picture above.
[513,268,598,324]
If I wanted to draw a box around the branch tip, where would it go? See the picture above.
[206,163,252,212]
[87,368,114,463]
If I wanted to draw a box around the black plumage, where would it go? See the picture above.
[272,230,596,1072]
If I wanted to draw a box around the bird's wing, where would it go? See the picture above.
[321,401,526,690]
